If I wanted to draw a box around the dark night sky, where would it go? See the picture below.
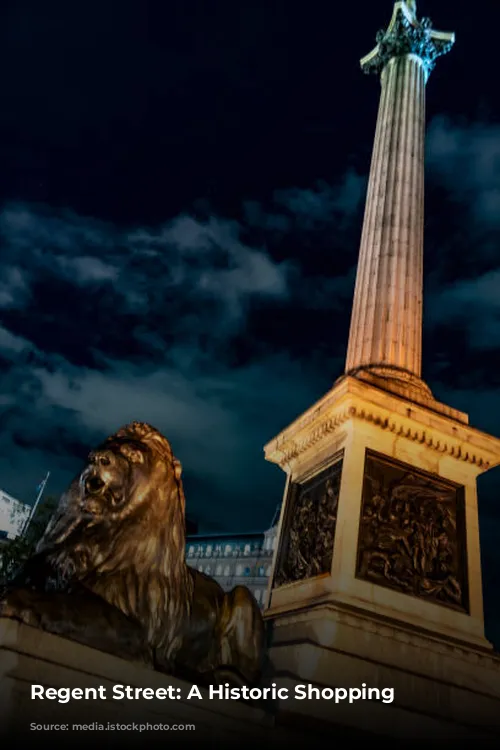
[1,1,500,639]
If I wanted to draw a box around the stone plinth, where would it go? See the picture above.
[265,376,500,648]
[265,600,500,741]
[0,617,410,745]
[263,374,500,738]
[0,617,272,745]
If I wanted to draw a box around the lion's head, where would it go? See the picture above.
[77,421,183,523]
[37,422,193,653]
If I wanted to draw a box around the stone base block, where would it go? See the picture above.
[0,617,405,747]
[0,617,273,746]
[266,599,500,741]
[4,612,498,746]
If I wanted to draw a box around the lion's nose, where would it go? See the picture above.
[84,475,105,494]
[89,450,113,466]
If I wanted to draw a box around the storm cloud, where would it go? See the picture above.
[0,177,359,531]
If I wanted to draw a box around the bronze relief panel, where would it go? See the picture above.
[274,455,343,588]
[356,450,469,613]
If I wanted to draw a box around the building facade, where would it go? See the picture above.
[0,489,30,540]
[186,514,278,609]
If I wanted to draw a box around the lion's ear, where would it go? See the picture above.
[173,458,183,481]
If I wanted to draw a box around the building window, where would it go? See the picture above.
[266,565,272,576]
[188,546,194,557]
[235,564,243,576]
[271,535,277,550]
[206,545,213,556]
[224,565,231,576]
[216,564,223,576]
[258,566,265,576]
[224,544,232,556]
[254,589,261,602]
[198,566,203,572]
[244,543,251,556]
[205,565,211,575]
[244,567,250,576]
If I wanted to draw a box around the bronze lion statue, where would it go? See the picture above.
[0,422,265,686]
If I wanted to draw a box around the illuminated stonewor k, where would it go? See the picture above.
[263,1,500,739]
[344,0,454,399]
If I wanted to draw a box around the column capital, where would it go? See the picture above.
[361,2,455,80]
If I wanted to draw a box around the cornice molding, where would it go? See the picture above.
[265,387,500,471]
[348,405,490,467]
[266,408,351,467]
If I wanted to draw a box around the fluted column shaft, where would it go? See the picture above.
[345,53,426,378]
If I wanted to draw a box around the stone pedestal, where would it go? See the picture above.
[266,376,499,646]
[0,617,408,746]
[0,617,274,744]
[263,376,500,737]
[267,601,500,741]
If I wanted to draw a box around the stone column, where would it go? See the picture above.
[346,53,426,377]
[344,1,454,395]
